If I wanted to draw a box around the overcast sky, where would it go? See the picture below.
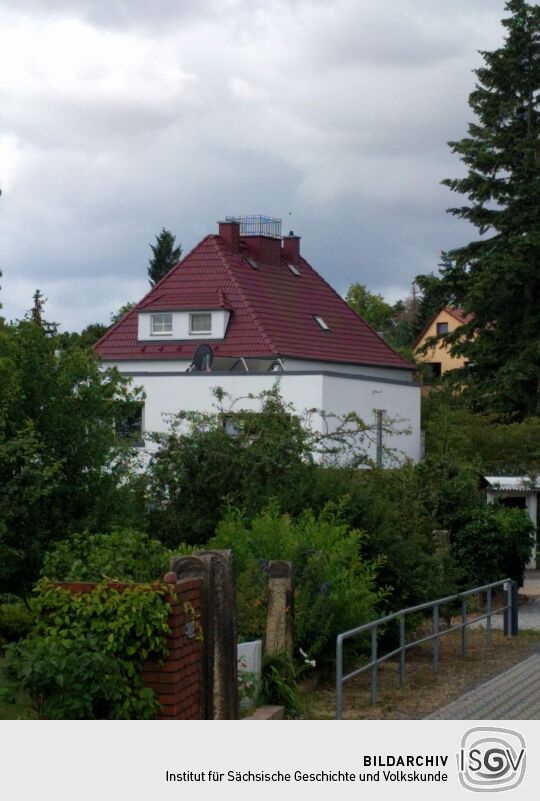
[0,0,508,331]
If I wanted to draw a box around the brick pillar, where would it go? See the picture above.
[171,550,239,720]
[141,576,203,720]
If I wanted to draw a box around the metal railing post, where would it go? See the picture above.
[486,588,492,648]
[433,603,440,672]
[504,581,510,636]
[399,615,405,688]
[371,627,378,705]
[511,580,519,636]
[461,597,468,657]
[336,635,343,720]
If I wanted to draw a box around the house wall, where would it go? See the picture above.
[282,358,415,382]
[415,309,468,374]
[110,366,422,464]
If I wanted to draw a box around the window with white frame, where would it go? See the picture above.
[151,313,173,335]
[189,312,212,334]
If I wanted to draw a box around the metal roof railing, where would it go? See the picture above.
[225,215,282,239]
[336,578,519,719]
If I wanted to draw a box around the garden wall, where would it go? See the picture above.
[58,577,204,720]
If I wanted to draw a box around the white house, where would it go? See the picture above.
[95,216,421,465]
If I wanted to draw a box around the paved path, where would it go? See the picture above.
[427,653,540,719]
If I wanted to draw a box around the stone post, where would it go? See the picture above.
[201,549,239,720]
[265,560,294,658]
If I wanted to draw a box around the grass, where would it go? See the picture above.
[303,628,540,720]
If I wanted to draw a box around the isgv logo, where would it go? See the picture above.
[458,727,526,792]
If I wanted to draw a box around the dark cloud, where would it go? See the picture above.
[0,0,508,330]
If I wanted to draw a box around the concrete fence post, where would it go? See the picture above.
[265,560,294,658]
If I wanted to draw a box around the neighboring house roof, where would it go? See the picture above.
[95,230,413,370]
[481,476,540,493]
[414,306,474,349]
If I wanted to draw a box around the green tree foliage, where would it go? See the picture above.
[414,267,452,336]
[451,505,535,587]
[145,386,315,546]
[423,386,540,473]
[0,315,143,595]
[58,322,109,351]
[345,283,395,332]
[147,228,182,286]
[42,529,171,583]
[437,0,540,419]
[344,282,418,356]
[211,504,384,664]
[110,302,136,325]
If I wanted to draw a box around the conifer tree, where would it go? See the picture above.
[147,228,182,286]
[438,0,540,419]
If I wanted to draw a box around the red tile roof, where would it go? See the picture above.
[95,233,413,370]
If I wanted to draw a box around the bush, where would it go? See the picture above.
[41,528,171,583]
[0,602,34,648]
[451,505,535,588]
[0,580,172,719]
[305,464,465,610]
[210,504,384,664]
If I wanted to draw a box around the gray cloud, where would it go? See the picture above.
[0,0,508,330]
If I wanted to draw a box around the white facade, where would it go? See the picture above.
[104,361,422,465]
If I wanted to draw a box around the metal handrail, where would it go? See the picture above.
[336,578,518,719]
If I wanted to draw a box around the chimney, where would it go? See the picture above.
[218,220,240,253]
[283,231,301,265]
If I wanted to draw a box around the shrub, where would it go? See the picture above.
[0,602,34,648]
[451,505,535,588]
[41,528,171,583]
[1,580,172,719]
[210,504,384,664]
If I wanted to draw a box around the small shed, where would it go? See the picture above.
[481,476,539,569]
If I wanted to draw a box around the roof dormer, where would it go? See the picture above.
[137,309,231,341]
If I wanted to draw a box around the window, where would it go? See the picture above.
[427,362,442,379]
[116,402,144,446]
[314,315,330,331]
[245,256,258,270]
[288,262,301,276]
[436,321,448,336]
[151,313,173,335]
[189,312,212,334]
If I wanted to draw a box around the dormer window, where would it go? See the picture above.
[314,315,330,331]
[151,313,173,335]
[189,312,212,335]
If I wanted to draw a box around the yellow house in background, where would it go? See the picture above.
[414,307,473,388]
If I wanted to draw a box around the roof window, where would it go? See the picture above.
[288,262,301,276]
[314,315,330,331]
[245,256,258,270]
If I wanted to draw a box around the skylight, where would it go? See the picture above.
[288,262,301,276]
[314,315,330,331]
[245,256,258,270]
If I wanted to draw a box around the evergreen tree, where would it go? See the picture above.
[438,0,540,419]
[147,228,182,286]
